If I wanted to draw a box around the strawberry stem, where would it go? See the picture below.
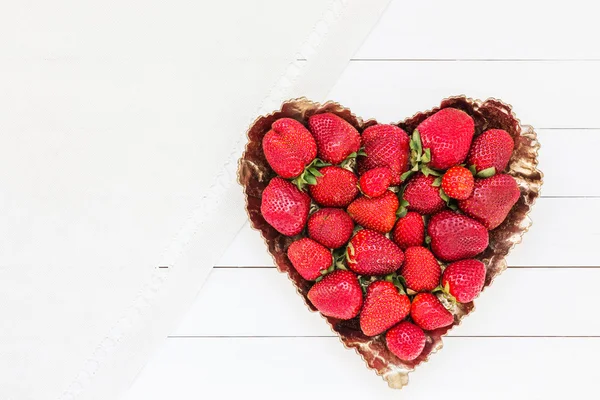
[292,158,330,190]
[396,186,409,218]
[435,282,458,305]
[405,129,444,179]
[332,248,348,271]
[384,273,408,295]
[438,188,458,210]
[340,148,366,169]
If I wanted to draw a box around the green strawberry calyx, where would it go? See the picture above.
[357,275,375,294]
[292,158,330,191]
[384,273,409,295]
[396,185,409,218]
[468,164,496,178]
[344,148,367,160]
[333,247,349,271]
[438,187,459,211]
[434,282,458,305]
[477,166,496,178]
[316,247,348,282]
[401,129,443,182]
[396,199,410,218]
[340,148,367,170]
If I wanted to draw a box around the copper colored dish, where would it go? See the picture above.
[238,96,543,389]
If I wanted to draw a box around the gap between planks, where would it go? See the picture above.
[348,58,600,62]
[167,335,600,339]
[213,266,600,269]
[296,58,600,62]
[298,59,600,62]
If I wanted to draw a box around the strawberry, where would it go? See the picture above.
[307,270,363,320]
[309,166,358,207]
[347,229,404,276]
[287,238,332,281]
[400,247,441,292]
[360,281,411,336]
[441,166,474,200]
[442,259,486,303]
[358,124,410,185]
[308,113,360,165]
[467,129,514,174]
[416,108,475,170]
[261,177,310,236]
[458,174,520,230]
[262,118,317,178]
[403,173,445,215]
[428,211,489,262]
[347,191,398,233]
[392,212,424,250]
[386,321,426,361]
[359,167,393,198]
[410,293,454,331]
[308,208,354,249]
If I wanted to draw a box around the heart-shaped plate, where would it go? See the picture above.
[238,96,543,388]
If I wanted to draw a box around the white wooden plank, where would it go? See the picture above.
[354,0,600,60]
[327,60,600,128]
[537,130,600,196]
[172,268,600,337]
[216,198,600,267]
[123,337,600,400]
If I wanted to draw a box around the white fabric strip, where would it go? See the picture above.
[0,1,391,399]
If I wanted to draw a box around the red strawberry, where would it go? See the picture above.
[400,247,441,292]
[403,173,445,214]
[358,124,410,185]
[428,211,489,262]
[287,238,332,281]
[347,229,404,276]
[442,259,486,303]
[309,166,358,207]
[308,113,360,164]
[359,167,393,198]
[467,129,514,173]
[410,293,454,331]
[458,174,520,230]
[262,118,317,178]
[386,321,426,361]
[308,208,354,249]
[307,270,363,320]
[261,177,310,236]
[417,108,475,170]
[392,211,424,250]
[347,191,398,233]
[441,166,474,200]
[360,281,411,336]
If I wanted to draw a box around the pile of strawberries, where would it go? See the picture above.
[260,108,520,362]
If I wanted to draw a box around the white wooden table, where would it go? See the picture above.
[124,1,600,398]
